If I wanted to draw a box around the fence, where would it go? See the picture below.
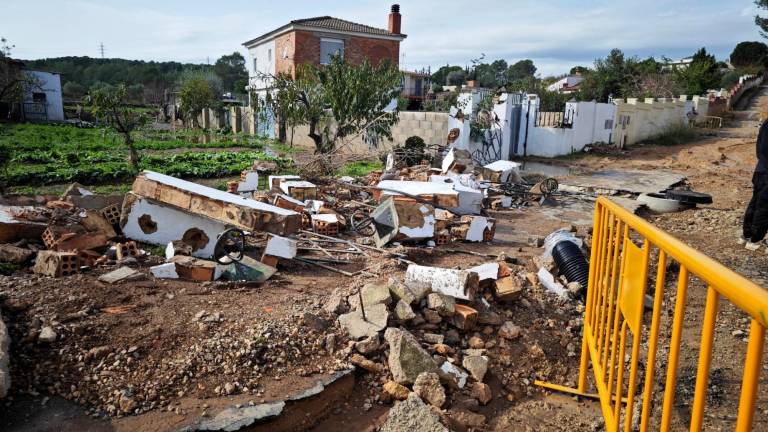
[535,108,575,128]
[536,196,768,432]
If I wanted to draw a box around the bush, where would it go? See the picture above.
[642,123,699,147]
[401,135,428,166]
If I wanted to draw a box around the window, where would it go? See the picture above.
[253,58,258,72]
[320,38,344,65]
[32,92,46,103]
[268,49,272,62]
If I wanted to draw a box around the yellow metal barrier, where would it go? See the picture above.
[536,196,768,431]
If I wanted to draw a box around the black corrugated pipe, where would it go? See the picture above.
[552,241,589,291]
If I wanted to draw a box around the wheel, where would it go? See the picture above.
[351,210,375,236]
[664,189,713,205]
[638,193,694,214]
[213,228,246,264]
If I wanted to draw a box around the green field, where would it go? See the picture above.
[0,123,291,193]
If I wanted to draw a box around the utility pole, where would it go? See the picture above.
[206,56,210,65]
[99,42,105,59]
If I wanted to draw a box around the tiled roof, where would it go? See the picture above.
[290,16,398,36]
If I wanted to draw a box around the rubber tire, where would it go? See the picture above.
[638,193,693,214]
[664,189,713,205]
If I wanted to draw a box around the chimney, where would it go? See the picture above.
[388,4,401,34]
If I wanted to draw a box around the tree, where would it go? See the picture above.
[214,52,248,94]
[674,48,721,95]
[0,37,41,116]
[63,82,86,99]
[85,84,148,170]
[756,1,768,38]
[178,77,215,128]
[432,65,464,86]
[446,70,466,86]
[730,41,768,68]
[579,49,639,101]
[506,59,537,82]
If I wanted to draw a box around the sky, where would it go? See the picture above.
[2,0,765,77]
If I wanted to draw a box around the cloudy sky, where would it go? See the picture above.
[2,0,765,76]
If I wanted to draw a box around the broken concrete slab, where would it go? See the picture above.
[405,264,479,301]
[559,169,686,195]
[338,303,389,340]
[170,256,219,282]
[150,262,179,279]
[427,293,455,317]
[186,402,285,432]
[268,175,301,190]
[440,361,468,389]
[384,327,439,385]
[236,171,259,193]
[380,393,448,432]
[377,180,460,209]
[279,180,318,201]
[349,283,392,310]
[495,276,524,302]
[130,171,302,236]
[464,215,496,242]
[98,267,146,284]
[218,255,276,283]
[370,198,436,247]
[0,206,47,243]
[429,175,483,215]
[481,160,522,183]
[264,235,297,259]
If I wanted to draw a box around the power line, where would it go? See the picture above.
[99,42,105,59]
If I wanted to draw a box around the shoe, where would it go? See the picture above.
[738,236,747,245]
[746,242,761,251]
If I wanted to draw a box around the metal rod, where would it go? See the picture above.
[293,257,358,277]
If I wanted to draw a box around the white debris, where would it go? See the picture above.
[265,235,298,259]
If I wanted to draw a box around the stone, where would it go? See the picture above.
[402,279,432,302]
[567,281,583,297]
[38,326,57,343]
[422,333,444,344]
[470,382,492,405]
[383,381,410,401]
[477,311,502,326]
[350,354,384,374]
[394,300,416,321]
[468,336,485,349]
[98,266,146,284]
[423,309,442,324]
[462,355,489,382]
[495,276,524,302]
[498,321,521,340]
[440,362,468,388]
[0,244,34,264]
[434,344,452,355]
[349,283,392,309]
[389,282,417,305]
[427,293,455,317]
[355,335,380,354]
[119,391,138,414]
[413,372,446,408]
[452,410,486,428]
[323,291,347,315]
[380,393,448,432]
[337,303,389,340]
[384,327,439,385]
[224,382,236,395]
[301,312,330,332]
[444,329,461,345]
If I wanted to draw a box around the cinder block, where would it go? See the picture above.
[33,251,79,277]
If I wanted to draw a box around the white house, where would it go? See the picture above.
[23,70,64,122]
[546,75,584,94]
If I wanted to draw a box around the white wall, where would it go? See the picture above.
[23,70,64,121]
[516,97,616,157]
[248,40,276,92]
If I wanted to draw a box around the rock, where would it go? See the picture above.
[477,311,502,326]
[355,335,380,354]
[525,272,538,286]
[301,312,330,332]
[434,344,452,355]
[444,330,461,345]
[0,244,34,264]
[451,410,486,428]
[468,336,484,349]
[451,304,478,330]
[413,372,446,408]
[38,326,57,343]
[85,345,111,361]
[394,300,416,321]
[470,382,492,405]
[98,266,146,284]
[380,393,448,432]
[337,303,389,340]
[498,321,521,340]
[427,293,455,317]
[118,390,138,413]
[402,279,432,302]
[350,354,384,373]
[440,362,468,388]
[323,291,347,315]
[384,327,439,385]
[389,282,417,305]
[224,382,236,395]
[349,283,392,309]
[567,281,583,297]
[383,380,410,400]
[422,333,444,344]
[423,309,442,324]
[462,356,489,382]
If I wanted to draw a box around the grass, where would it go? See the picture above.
[0,123,292,191]
[338,159,383,177]
[640,123,700,147]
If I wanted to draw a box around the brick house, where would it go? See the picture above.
[243,4,407,95]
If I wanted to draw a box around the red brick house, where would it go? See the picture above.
[243,4,407,93]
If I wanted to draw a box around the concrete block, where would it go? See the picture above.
[32,251,79,277]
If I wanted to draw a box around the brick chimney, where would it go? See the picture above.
[388,4,402,34]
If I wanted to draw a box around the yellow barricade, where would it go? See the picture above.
[536,196,768,431]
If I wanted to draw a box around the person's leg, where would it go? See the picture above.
[749,174,768,242]
[743,172,760,240]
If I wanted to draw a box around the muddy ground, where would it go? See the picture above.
[2,88,768,431]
